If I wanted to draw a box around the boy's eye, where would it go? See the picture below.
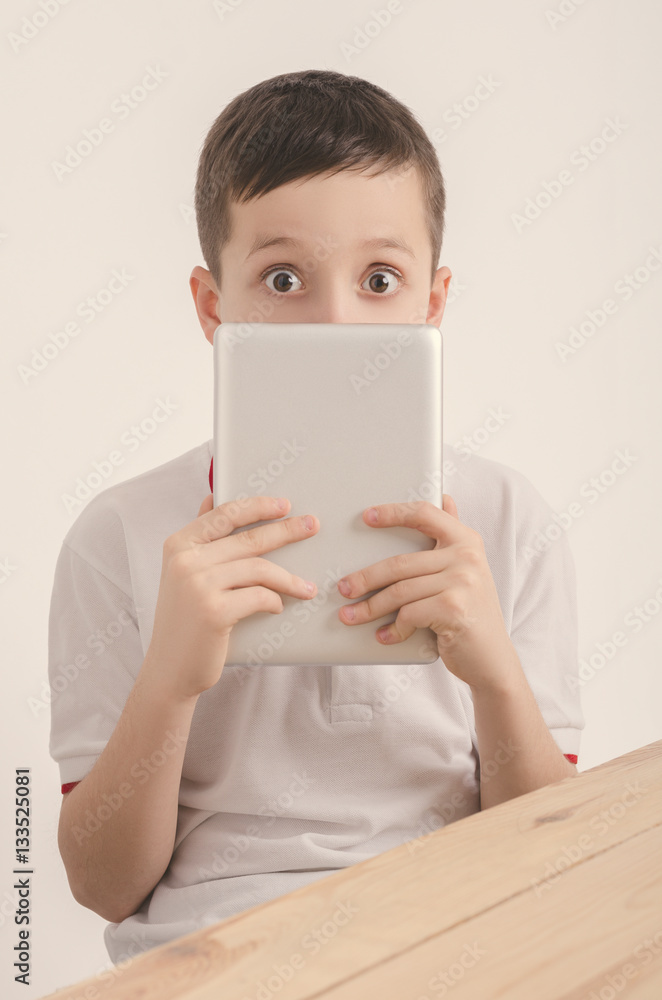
[262,268,303,294]
[361,267,402,294]
[260,264,403,295]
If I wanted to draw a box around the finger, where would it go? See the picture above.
[376,594,443,645]
[199,555,317,600]
[215,509,319,565]
[198,492,214,517]
[339,547,447,600]
[364,499,463,543]
[183,494,303,550]
[339,572,444,627]
[221,587,287,624]
[442,494,459,519]
[192,495,290,543]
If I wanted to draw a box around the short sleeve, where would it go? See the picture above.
[48,539,144,789]
[509,479,585,764]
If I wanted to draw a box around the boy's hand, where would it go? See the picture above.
[144,494,319,701]
[336,496,516,692]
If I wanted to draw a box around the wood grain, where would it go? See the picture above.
[39,738,662,999]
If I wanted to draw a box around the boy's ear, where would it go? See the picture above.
[427,265,452,328]
[190,266,221,346]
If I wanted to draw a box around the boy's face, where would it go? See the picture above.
[190,164,452,341]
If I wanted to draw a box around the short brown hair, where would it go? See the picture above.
[194,69,446,290]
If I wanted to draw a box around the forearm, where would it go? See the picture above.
[58,653,199,923]
[470,647,577,811]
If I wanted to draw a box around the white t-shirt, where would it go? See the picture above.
[48,438,584,966]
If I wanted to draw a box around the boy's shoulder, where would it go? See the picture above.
[60,438,213,566]
[444,443,554,533]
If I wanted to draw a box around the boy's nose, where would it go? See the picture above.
[307,299,354,324]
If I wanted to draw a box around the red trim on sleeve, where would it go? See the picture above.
[62,781,81,794]
[209,457,213,493]
[563,754,578,765]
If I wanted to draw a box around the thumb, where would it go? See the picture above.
[198,492,214,517]
[442,493,459,520]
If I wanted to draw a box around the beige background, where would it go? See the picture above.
[1,0,660,993]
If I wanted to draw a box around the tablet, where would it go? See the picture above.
[212,321,442,667]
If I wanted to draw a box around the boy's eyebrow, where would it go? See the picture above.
[244,234,417,262]
[359,236,417,260]
[244,234,300,261]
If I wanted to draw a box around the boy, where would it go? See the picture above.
[48,69,584,966]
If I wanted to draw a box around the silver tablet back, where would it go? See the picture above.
[213,322,442,667]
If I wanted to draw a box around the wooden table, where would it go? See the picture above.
[41,738,662,999]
